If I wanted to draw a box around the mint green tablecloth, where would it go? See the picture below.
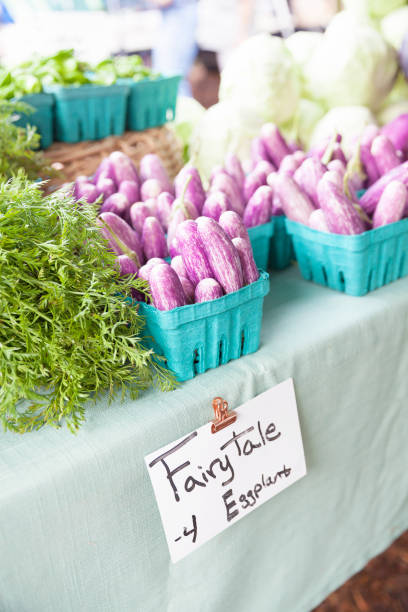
[1,267,408,612]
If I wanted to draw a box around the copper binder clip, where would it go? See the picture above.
[211,397,237,434]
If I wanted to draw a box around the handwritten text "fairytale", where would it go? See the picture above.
[148,419,283,522]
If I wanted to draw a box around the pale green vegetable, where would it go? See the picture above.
[191,101,264,179]
[281,98,326,149]
[377,73,408,124]
[310,106,376,157]
[377,99,408,124]
[169,96,205,162]
[219,33,300,125]
[304,11,398,111]
[381,6,408,49]
[342,0,406,20]
[285,31,324,78]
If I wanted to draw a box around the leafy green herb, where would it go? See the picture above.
[0,50,158,97]
[0,100,57,181]
[0,178,176,433]
[93,54,159,85]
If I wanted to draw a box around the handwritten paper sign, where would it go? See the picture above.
[145,378,306,563]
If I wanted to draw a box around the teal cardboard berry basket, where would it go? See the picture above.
[119,75,180,131]
[15,93,54,149]
[247,220,274,270]
[285,218,408,296]
[44,83,129,143]
[137,270,270,381]
[269,215,295,270]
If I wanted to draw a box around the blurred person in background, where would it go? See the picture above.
[151,0,199,96]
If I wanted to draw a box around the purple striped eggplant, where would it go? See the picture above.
[360,146,380,186]
[138,258,167,282]
[274,173,315,225]
[293,158,326,208]
[74,181,99,203]
[243,185,273,228]
[141,178,165,202]
[279,153,304,176]
[194,278,224,303]
[371,135,400,176]
[308,209,330,233]
[178,275,195,303]
[168,237,180,258]
[118,180,139,205]
[331,144,347,164]
[149,264,187,310]
[271,199,284,216]
[142,216,168,260]
[157,192,174,231]
[251,137,271,165]
[210,172,244,216]
[317,176,365,234]
[323,170,343,189]
[117,255,144,301]
[174,220,214,285]
[244,165,270,202]
[231,237,259,285]
[381,114,408,155]
[266,173,283,215]
[260,123,290,168]
[266,171,277,189]
[196,217,244,293]
[210,165,225,183]
[256,159,276,176]
[360,161,408,213]
[109,151,139,185]
[309,133,342,161]
[144,197,158,217]
[100,192,129,216]
[166,199,199,249]
[117,254,138,277]
[171,255,188,280]
[129,202,151,234]
[202,192,230,221]
[93,158,115,186]
[225,153,245,188]
[372,180,407,228]
[287,140,301,153]
[359,125,380,186]
[98,212,144,266]
[243,159,256,174]
[293,150,307,164]
[96,177,116,201]
[361,124,380,145]
[218,210,250,245]
[139,154,172,193]
[174,165,206,214]
[327,159,346,178]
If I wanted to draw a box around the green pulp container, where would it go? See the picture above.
[45,83,129,143]
[15,93,54,149]
[137,270,270,381]
[120,75,180,131]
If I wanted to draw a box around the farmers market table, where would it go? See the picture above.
[1,267,408,612]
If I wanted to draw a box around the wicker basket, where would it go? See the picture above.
[44,126,183,189]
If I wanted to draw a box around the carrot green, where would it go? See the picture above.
[0,177,175,433]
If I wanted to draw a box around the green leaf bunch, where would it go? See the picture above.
[0,50,159,97]
[0,178,175,433]
[93,54,158,85]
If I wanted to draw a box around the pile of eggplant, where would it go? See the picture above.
[72,151,261,311]
[247,116,408,234]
